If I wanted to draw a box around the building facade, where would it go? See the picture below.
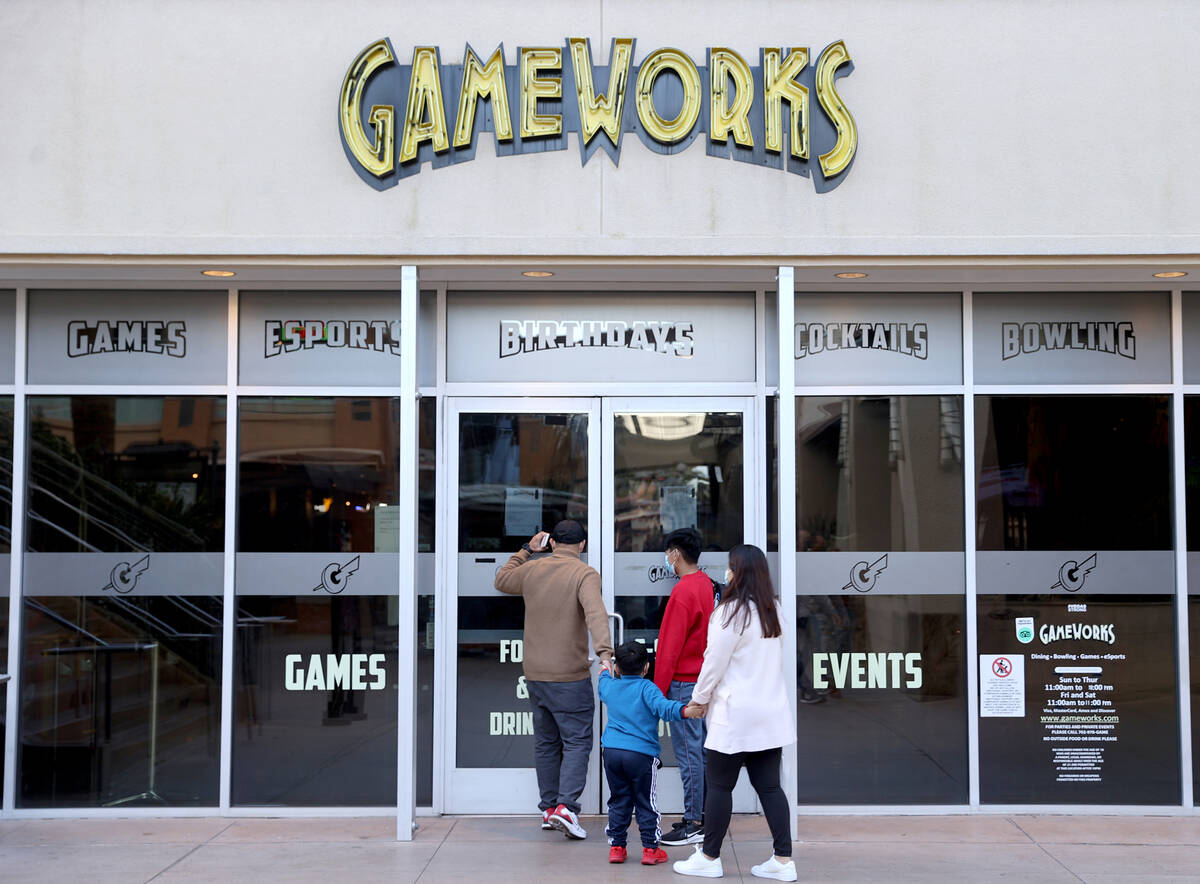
[2,1,1200,837]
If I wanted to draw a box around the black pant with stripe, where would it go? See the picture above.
[603,747,661,848]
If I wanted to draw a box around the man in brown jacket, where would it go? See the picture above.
[495,519,613,840]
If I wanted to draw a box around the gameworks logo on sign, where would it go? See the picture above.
[102,554,151,594]
[314,556,361,594]
[1052,554,1097,593]
[339,38,857,192]
[843,554,887,592]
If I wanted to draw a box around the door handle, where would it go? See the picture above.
[0,674,10,685]
[608,611,624,646]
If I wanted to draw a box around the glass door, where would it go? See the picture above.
[602,397,759,814]
[443,398,601,813]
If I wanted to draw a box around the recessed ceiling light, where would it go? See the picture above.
[834,272,868,279]
[201,269,235,278]
[1153,271,1187,279]
[522,270,554,278]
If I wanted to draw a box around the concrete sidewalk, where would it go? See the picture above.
[1,814,1199,883]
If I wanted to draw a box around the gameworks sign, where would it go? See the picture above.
[339,38,857,192]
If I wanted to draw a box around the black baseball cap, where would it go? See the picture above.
[550,519,586,544]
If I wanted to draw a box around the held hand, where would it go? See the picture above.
[683,701,707,719]
[529,531,550,552]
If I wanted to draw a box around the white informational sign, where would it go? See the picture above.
[980,654,1025,717]
[659,485,697,534]
[504,487,542,537]
[374,505,400,553]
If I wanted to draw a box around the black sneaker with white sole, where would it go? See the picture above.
[660,820,704,846]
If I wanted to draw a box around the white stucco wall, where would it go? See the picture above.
[0,0,1197,258]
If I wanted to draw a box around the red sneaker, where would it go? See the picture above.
[642,846,669,865]
[609,845,627,863]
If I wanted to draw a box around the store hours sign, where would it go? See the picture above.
[338,37,857,192]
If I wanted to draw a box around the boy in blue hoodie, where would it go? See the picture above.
[598,640,701,865]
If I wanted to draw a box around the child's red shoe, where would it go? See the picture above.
[609,845,627,863]
[642,846,669,865]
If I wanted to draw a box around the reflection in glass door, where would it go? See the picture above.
[444,399,600,814]
[603,397,758,814]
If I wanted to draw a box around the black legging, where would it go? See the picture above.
[702,746,791,859]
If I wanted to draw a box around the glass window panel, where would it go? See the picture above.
[26,396,226,553]
[19,595,221,807]
[794,396,966,804]
[455,411,589,769]
[232,595,397,806]
[978,593,1179,804]
[237,397,399,553]
[0,397,13,799]
[233,397,399,807]
[797,595,966,803]
[767,396,778,552]
[611,409,745,771]
[613,412,743,553]
[976,395,1177,804]
[417,398,435,806]
[976,395,1171,551]
[457,413,588,553]
[796,396,963,552]
[1185,396,1200,804]
[19,396,224,808]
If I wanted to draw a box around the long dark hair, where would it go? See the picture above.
[718,544,781,637]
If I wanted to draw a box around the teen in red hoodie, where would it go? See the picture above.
[654,528,715,846]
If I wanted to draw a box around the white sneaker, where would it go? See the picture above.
[751,856,797,881]
[547,803,587,839]
[673,846,724,878]
[540,809,553,830]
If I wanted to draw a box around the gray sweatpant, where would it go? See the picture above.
[526,678,594,814]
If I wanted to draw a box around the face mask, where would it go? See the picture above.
[724,569,733,584]
[665,553,675,573]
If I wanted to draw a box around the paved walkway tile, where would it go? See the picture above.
[768,840,1081,883]
[10,817,231,845]
[1014,813,1200,846]
[211,817,395,843]
[795,814,1030,843]
[1042,842,1200,880]
[154,841,439,884]
[0,842,193,884]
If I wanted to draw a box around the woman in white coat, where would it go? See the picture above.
[673,544,796,882]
